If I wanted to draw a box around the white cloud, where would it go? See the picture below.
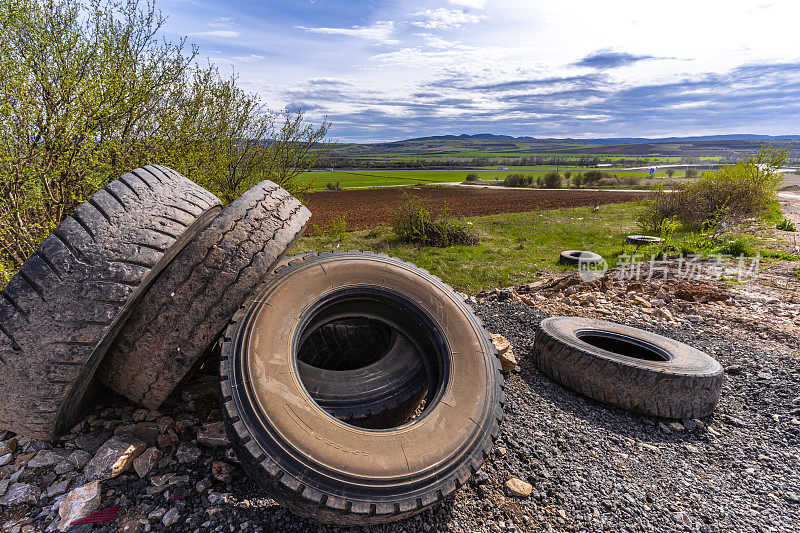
[296,21,398,44]
[189,30,239,38]
[409,8,484,30]
[208,17,234,28]
[448,0,487,8]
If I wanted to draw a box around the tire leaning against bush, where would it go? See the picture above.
[533,317,724,418]
[97,181,310,409]
[220,251,504,525]
[298,330,428,427]
[0,165,221,439]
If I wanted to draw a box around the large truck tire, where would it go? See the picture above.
[219,252,504,525]
[0,165,221,439]
[98,181,310,409]
[534,317,724,418]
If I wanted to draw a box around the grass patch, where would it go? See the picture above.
[292,202,645,292]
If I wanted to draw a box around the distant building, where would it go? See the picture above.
[596,163,612,167]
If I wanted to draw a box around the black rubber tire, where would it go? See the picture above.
[0,166,221,439]
[533,317,724,419]
[219,251,503,525]
[559,250,602,266]
[97,181,310,409]
[298,319,394,371]
[626,235,664,246]
[298,330,428,427]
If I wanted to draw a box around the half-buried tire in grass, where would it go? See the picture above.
[534,317,723,419]
[219,251,504,525]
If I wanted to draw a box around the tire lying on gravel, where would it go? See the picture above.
[98,181,310,409]
[534,317,724,418]
[298,326,427,427]
[220,251,504,525]
[0,165,221,440]
[558,250,602,266]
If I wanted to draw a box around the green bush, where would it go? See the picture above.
[326,182,341,190]
[638,145,788,231]
[715,237,756,257]
[465,173,480,182]
[777,218,797,231]
[0,0,329,288]
[502,173,533,187]
[572,173,584,188]
[685,168,699,178]
[392,195,478,247]
[543,171,562,188]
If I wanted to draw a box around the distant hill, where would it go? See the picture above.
[403,133,800,145]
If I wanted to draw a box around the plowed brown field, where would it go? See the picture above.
[305,186,644,230]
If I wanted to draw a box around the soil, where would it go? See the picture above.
[304,187,644,230]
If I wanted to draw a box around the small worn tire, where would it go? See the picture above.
[0,166,221,439]
[626,235,664,246]
[98,181,310,409]
[533,317,723,419]
[559,250,602,266]
[220,251,504,525]
[298,331,428,427]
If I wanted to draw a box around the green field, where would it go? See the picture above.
[300,167,698,190]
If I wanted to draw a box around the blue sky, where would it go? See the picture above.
[161,0,800,142]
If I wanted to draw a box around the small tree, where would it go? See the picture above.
[572,173,584,188]
[583,170,603,184]
[685,168,698,178]
[666,168,675,178]
[543,171,562,188]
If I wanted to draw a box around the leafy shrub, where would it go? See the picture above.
[583,170,603,184]
[465,173,480,181]
[777,218,797,231]
[563,171,572,179]
[326,182,341,190]
[327,214,348,241]
[715,237,756,257]
[502,173,533,187]
[685,168,699,178]
[543,171,562,188]
[572,173,583,188]
[392,195,478,247]
[638,145,788,231]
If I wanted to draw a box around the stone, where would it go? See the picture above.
[151,473,176,487]
[54,460,73,475]
[504,478,533,498]
[0,438,17,456]
[0,483,40,506]
[133,447,162,478]
[68,450,92,470]
[656,307,675,321]
[757,371,773,380]
[73,432,112,454]
[156,416,175,434]
[632,295,652,308]
[724,415,748,428]
[162,507,180,527]
[132,409,148,422]
[498,350,518,373]
[28,449,69,468]
[148,507,166,520]
[667,422,685,432]
[45,479,70,498]
[197,422,230,447]
[175,443,201,464]
[791,418,800,426]
[211,461,233,483]
[0,453,12,466]
[490,334,511,355]
[84,436,146,481]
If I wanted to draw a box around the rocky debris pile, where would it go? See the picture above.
[476,257,800,349]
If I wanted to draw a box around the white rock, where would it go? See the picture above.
[58,480,101,531]
[175,442,201,464]
[162,507,180,526]
[498,350,518,373]
[28,449,69,468]
[84,437,146,481]
[504,478,533,498]
[490,334,511,355]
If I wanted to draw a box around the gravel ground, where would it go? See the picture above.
[1,269,799,532]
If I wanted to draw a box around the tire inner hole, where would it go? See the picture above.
[576,332,669,361]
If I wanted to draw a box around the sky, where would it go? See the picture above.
[160,0,800,142]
